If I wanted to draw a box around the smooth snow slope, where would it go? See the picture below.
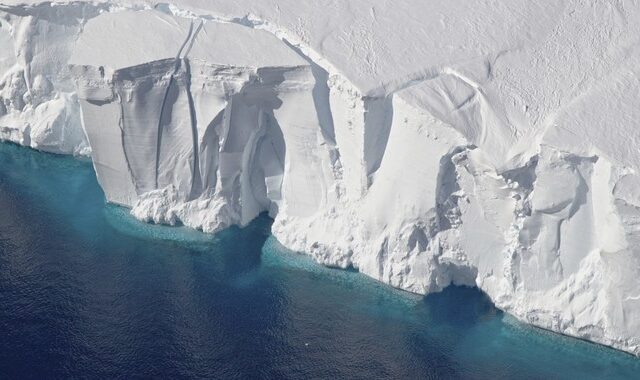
[0,0,639,356]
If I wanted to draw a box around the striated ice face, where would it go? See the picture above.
[70,10,327,229]
[0,0,638,357]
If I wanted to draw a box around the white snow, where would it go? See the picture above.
[0,0,639,356]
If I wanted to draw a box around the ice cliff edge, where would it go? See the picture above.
[0,0,639,356]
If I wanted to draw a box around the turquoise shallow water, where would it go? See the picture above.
[0,141,638,379]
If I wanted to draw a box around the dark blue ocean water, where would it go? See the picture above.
[0,142,638,379]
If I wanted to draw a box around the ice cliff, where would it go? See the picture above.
[0,0,639,356]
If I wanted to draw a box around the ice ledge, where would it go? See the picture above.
[0,1,639,357]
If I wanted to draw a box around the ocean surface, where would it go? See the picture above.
[0,142,638,379]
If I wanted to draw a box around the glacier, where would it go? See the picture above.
[0,0,639,356]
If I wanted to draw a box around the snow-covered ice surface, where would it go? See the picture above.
[0,0,639,356]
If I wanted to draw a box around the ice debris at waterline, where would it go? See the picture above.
[0,0,638,356]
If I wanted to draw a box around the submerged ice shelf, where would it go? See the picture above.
[0,0,639,356]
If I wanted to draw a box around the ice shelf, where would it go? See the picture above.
[0,0,638,356]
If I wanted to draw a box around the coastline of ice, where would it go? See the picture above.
[0,0,638,356]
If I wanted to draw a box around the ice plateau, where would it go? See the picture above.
[0,0,639,356]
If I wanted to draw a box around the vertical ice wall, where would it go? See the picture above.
[70,10,335,231]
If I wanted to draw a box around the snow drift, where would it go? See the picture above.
[0,0,638,356]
